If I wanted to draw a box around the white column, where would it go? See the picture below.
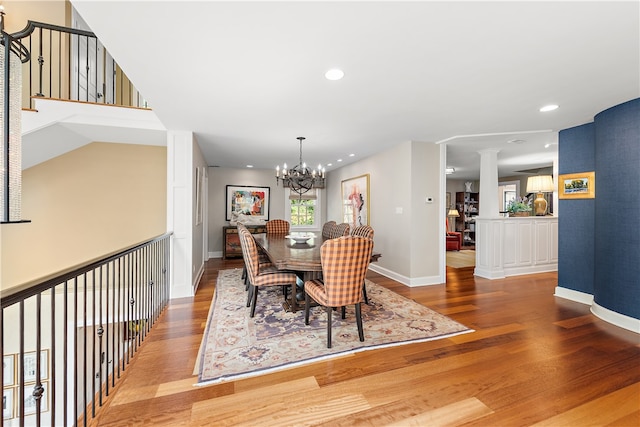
[475,148,501,277]
[478,148,500,218]
[167,130,194,299]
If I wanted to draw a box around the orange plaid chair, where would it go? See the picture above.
[237,224,271,290]
[266,219,290,235]
[328,222,350,239]
[349,225,374,304]
[304,236,374,348]
[238,227,298,317]
[321,221,337,238]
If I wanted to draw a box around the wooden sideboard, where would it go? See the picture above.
[222,225,267,259]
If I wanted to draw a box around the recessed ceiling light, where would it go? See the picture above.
[337,159,343,162]
[327,163,333,167]
[507,139,526,144]
[446,167,455,175]
[539,104,559,112]
[246,165,253,168]
[349,153,355,157]
[325,68,344,81]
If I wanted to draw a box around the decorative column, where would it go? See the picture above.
[475,149,503,278]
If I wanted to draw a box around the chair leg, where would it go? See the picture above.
[341,306,346,319]
[362,281,369,304]
[246,283,254,307]
[250,286,258,317]
[355,302,364,342]
[304,293,311,325]
[326,306,333,348]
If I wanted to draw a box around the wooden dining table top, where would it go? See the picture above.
[253,232,381,274]
[253,233,325,273]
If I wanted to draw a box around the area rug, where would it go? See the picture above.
[195,269,472,386]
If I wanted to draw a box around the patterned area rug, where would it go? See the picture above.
[196,269,473,386]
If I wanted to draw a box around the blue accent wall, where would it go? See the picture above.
[593,99,640,319]
[558,123,595,294]
[558,98,640,320]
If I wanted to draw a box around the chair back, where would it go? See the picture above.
[320,236,374,307]
[321,221,337,238]
[266,219,290,235]
[238,226,260,281]
[350,225,374,239]
[328,222,350,239]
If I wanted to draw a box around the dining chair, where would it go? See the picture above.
[238,227,298,317]
[266,219,290,235]
[304,236,374,348]
[349,225,374,304]
[237,223,271,290]
[321,221,337,238]
[328,222,350,239]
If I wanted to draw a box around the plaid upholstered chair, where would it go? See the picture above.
[350,225,374,239]
[321,221,337,238]
[328,222,350,239]
[265,219,290,235]
[304,236,374,348]
[238,227,298,317]
[349,225,374,304]
[237,223,271,290]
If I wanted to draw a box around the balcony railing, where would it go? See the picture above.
[1,233,172,427]
[10,20,147,110]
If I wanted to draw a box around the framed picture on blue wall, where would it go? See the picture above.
[559,171,595,199]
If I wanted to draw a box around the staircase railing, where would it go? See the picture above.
[0,232,172,427]
[10,20,147,110]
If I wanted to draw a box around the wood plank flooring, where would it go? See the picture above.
[89,259,640,426]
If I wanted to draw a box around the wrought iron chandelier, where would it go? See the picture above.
[275,137,325,195]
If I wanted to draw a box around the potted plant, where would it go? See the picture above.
[507,197,532,217]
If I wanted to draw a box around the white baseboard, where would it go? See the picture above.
[368,264,441,287]
[209,251,223,259]
[554,286,594,305]
[591,302,640,334]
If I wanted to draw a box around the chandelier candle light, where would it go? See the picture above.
[276,137,325,195]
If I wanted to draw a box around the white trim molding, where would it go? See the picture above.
[554,286,594,305]
[591,303,640,334]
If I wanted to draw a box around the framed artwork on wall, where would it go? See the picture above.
[3,354,15,386]
[341,174,370,228]
[225,185,270,221]
[559,171,595,199]
[3,388,14,420]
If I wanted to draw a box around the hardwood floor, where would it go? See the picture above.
[89,259,640,426]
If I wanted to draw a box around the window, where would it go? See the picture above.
[285,189,322,230]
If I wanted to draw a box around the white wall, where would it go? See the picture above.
[326,140,442,285]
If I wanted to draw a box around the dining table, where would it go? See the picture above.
[253,232,381,312]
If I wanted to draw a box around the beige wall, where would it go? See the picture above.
[1,142,167,289]
[326,140,442,282]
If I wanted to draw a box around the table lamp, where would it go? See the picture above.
[526,175,555,216]
[447,208,460,232]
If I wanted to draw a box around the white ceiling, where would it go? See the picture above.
[70,1,639,180]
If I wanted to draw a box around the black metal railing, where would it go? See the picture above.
[10,20,147,109]
[1,233,172,427]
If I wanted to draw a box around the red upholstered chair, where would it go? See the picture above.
[445,218,462,251]
[266,219,290,235]
[238,227,298,317]
[304,236,374,348]
[446,233,462,251]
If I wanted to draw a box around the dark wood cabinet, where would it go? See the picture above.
[223,225,266,259]
[455,192,479,246]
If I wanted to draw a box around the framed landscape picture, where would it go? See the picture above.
[226,185,270,221]
[341,174,370,228]
[559,171,595,199]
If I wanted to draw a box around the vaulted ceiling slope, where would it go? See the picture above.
[70,1,639,179]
